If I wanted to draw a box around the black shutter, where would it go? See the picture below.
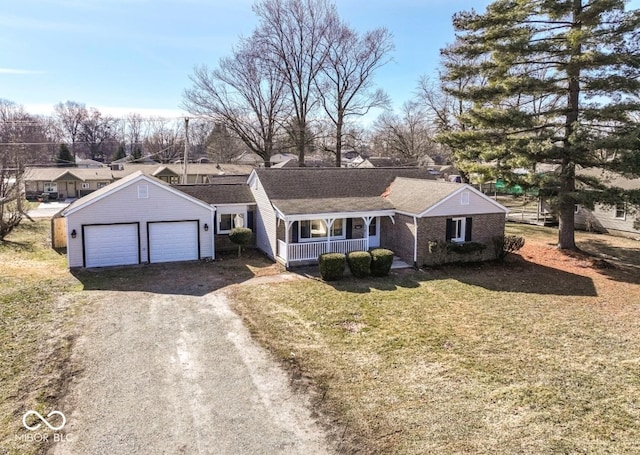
[292,221,299,243]
[465,217,473,242]
[346,218,353,239]
[445,218,453,242]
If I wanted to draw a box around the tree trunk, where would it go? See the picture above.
[335,117,343,167]
[557,162,577,249]
[297,119,306,167]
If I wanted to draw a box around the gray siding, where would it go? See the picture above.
[248,174,277,259]
[576,204,640,238]
[65,181,214,267]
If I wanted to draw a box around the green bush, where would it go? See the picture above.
[446,241,487,255]
[370,248,394,277]
[318,253,346,281]
[346,251,372,278]
[229,227,253,257]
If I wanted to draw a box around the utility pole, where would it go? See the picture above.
[182,117,189,184]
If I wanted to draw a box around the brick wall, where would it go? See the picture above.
[381,214,415,265]
[416,213,505,266]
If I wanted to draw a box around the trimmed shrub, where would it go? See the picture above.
[446,241,487,255]
[318,253,346,281]
[229,227,253,257]
[347,251,372,278]
[370,248,394,277]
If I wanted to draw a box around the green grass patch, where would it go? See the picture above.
[231,230,640,454]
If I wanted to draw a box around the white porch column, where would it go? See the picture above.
[284,219,292,268]
[362,216,372,252]
[325,218,335,254]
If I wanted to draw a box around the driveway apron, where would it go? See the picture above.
[50,288,332,455]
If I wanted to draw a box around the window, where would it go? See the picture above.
[447,217,471,243]
[218,212,245,234]
[615,204,626,220]
[574,204,580,214]
[451,217,465,242]
[368,217,378,237]
[97,182,108,189]
[137,184,148,199]
[299,219,345,241]
[461,191,470,205]
[44,182,57,193]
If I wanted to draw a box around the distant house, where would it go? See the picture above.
[24,167,114,199]
[575,168,640,238]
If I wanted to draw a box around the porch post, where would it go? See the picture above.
[325,218,334,254]
[363,216,372,252]
[284,219,291,268]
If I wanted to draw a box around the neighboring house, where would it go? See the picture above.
[24,167,114,199]
[247,167,509,268]
[75,158,106,168]
[62,171,215,268]
[575,168,640,238]
[25,163,256,200]
[175,182,257,252]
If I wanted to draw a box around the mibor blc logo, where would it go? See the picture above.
[22,410,66,431]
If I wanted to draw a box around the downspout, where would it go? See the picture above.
[211,207,216,260]
[413,216,418,268]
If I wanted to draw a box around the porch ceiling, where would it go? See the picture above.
[272,196,394,217]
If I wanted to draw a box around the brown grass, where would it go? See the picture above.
[230,225,640,454]
[0,221,81,455]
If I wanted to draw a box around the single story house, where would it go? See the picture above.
[62,167,509,269]
[247,168,509,268]
[25,167,114,199]
[62,171,215,268]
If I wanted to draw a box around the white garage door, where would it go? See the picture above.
[84,224,139,268]
[148,221,199,263]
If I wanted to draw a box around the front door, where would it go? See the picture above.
[368,217,380,248]
[66,181,76,198]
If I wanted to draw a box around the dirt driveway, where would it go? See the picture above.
[50,264,334,455]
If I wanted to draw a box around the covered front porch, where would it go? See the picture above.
[275,210,394,267]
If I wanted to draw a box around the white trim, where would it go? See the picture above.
[419,184,509,217]
[450,217,466,243]
[62,172,214,217]
[217,209,247,234]
[275,209,395,223]
[413,216,418,265]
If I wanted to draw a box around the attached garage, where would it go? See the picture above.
[63,171,215,268]
[148,221,199,263]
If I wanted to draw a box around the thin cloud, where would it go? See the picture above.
[0,68,44,75]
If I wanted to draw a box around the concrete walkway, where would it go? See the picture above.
[26,200,73,219]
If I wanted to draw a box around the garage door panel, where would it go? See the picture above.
[149,221,199,263]
[84,224,139,268]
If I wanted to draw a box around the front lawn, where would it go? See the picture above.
[0,221,80,455]
[230,226,640,454]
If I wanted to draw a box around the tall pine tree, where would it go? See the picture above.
[440,0,640,249]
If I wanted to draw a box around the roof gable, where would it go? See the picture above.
[386,178,509,216]
[62,171,213,216]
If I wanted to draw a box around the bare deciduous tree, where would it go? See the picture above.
[53,101,87,162]
[184,36,287,166]
[78,108,118,162]
[318,23,393,166]
[252,0,338,166]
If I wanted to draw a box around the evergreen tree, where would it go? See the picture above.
[56,143,75,167]
[112,143,127,162]
[131,147,143,161]
[440,0,640,249]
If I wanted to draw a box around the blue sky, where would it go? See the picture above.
[2,0,637,120]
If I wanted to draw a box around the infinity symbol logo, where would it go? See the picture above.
[22,410,66,431]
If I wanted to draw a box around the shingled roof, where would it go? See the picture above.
[385,178,465,214]
[174,184,255,205]
[254,167,434,216]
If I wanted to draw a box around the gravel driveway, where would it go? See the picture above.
[50,276,334,455]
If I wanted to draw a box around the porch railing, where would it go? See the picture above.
[279,238,368,263]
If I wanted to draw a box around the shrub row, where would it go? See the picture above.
[318,249,394,281]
